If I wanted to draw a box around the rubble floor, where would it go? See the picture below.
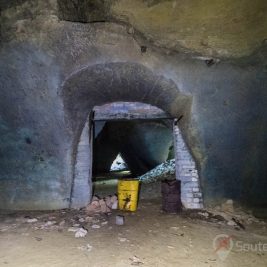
[1,199,267,267]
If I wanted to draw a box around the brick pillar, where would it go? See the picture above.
[173,122,203,209]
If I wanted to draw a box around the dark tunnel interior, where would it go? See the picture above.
[92,119,174,178]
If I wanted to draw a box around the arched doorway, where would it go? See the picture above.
[61,62,202,209]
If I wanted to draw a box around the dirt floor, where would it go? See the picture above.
[1,197,267,267]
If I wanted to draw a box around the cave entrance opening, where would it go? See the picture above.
[91,102,174,198]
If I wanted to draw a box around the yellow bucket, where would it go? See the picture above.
[118,179,140,212]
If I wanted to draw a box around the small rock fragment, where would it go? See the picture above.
[198,212,209,218]
[129,255,144,265]
[68,227,79,232]
[75,228,88,238]
[92,224,101,229]
[227,220,237,226]
[116,215,125,226]
[79,218,85,223]
[111,195,118,210]
[77,244,92,252]
[0,226,9,232]
[111,200,118,210]
[27,218,38,223]
[59,220,65,226]
[118,237,127,242]
[44,221,57,226]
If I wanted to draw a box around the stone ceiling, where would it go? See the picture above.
[1,0,267,59]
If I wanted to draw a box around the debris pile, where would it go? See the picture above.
[187,199,266,230]
[86,195,118,214]
[138,159,175,184]
[0,195,119,239]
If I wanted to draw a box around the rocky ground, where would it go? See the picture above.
[0,197,267,267]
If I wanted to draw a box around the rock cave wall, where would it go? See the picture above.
[0,0,267,209]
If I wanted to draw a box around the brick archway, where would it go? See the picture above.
[61,62,200,208]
